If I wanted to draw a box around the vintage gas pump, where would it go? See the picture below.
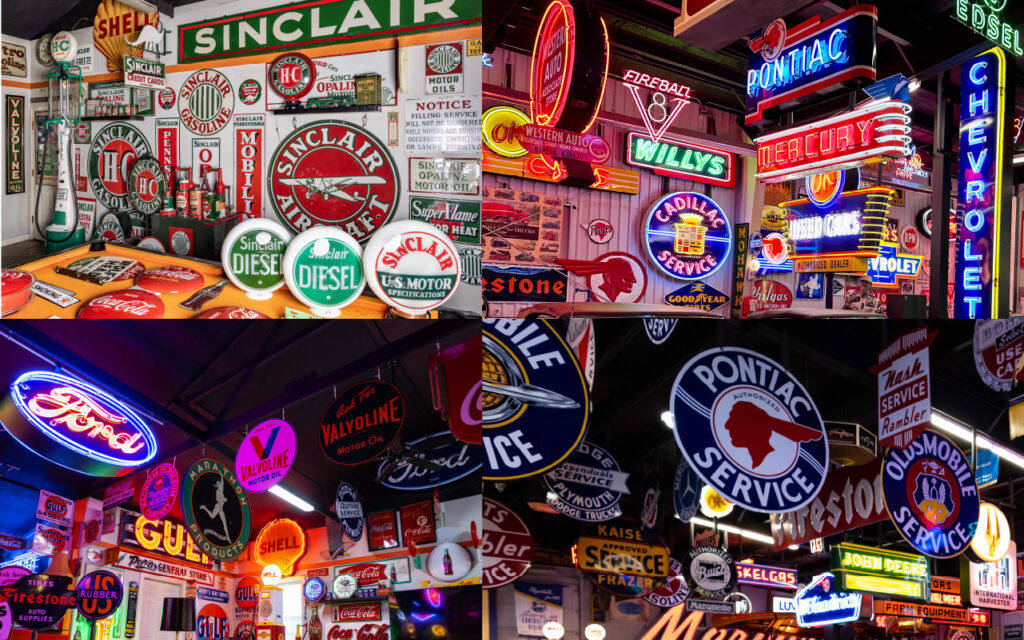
[36,31,83,253]
[256,586,285,640]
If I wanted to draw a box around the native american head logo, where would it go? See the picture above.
[558,252,647,303]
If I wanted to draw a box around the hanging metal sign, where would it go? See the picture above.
[576,520,670,598]
[872,327,936,449]
[482,497,534,588]
[682,545,736,599]
[181,458,251,561]
[319,380,404,465]
[179,69,234,135]
[831,541,929,600]
[544,441,628,522]
[973,319,1024,392]
[235,418,296,492]
[334,481,364,541]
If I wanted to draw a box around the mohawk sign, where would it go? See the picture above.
[670,347,828,513]
[871,328,936,450]
[744,5,878,126]
[1,370,158,477]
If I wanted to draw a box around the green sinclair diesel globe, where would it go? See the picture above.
[363,220,461,316]
[222,218,292,300]
[283,226,365,318]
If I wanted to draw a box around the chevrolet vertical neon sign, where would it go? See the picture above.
[955,48,1008,318]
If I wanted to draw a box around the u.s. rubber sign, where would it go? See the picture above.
[178,0,482,63]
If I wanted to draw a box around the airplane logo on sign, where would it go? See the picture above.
[279,176,387,203]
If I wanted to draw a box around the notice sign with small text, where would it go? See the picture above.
[872,328,937,449]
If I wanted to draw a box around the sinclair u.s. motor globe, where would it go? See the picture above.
[363,220,460,316]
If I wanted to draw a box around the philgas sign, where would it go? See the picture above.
[4,573,75,630]
[334,481,364,541]
[973,319,1024,391]
[755,100,912,183]
[626,133,734,188]
[794,572,860,627]
[954,0,1022,56]
[831,542,930,600]
[319,380,404,465]
[962,540,1017,610]
[87,122,152,212]
[748,279,793,313]
[672,458,700,522]
[872,328,936,449]
[955,48,1009,319]
[482,319,589,480]
[670,347,827,513]
[866,243,923,288]
[376,431,481,490]
[222,219,291,300]
[235,418,296,492]
[664,282,729,312]
[544,441,628,522]
[178,70,234,135]
[682,545,735,599]
[770,458,884,549]
[736,563,797,589]
[482,497,534,588]
[282,226,366,318]
[254,519,306,576]
[362,220,461,314]
[1,370,157,477]
[782,188,893,263]
[530,0,609,133]
[121,510,211,566]
[968,503,1010,563]
[75,571,122,620]
[645,558,688,608]
[643,192,731,281]
[575,520,670,598]
[181,458,252,561]
[744,5,878,125]
[882,430,980,558]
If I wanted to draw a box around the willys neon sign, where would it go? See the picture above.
[2,371,158,476]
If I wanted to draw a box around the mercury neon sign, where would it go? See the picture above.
[955,48,1008,318]
[2,371,158,477]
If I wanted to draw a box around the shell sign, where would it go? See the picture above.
[93,0,158,72]
[254,518,306,576]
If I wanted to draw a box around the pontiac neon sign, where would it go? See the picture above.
[3,371,158,477]
[755,100,912,182]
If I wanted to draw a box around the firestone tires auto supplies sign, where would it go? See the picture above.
[482,319,589,480]
[872,328,936,449]
[335,482,364,541]
[363,220,461,315]
[222,218,290,299]
[319,380,404,466]
[75,570,123,620]
[577,521,670,598]
[643,192,732,281]
[8,574,75,629]
[671,347,828,513]
[377,431,481,490]
[973,319,1024,392]
[140,463,179,520]
[544,441,629,522]
[88,122,152,210]
[673,458,700,522]
[482,497,534,588]
[235,418,296,492]
[269,121,399,239]
[179,70,233,135]
[127,156,166,215]
[645,558,688,608]
[282,226,366,317]
[683,546,736,599]
[181,458,251,561]
[882,430,980,558]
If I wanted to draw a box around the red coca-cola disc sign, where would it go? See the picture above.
[78,289,165,319]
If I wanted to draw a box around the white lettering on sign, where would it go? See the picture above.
[789,211,861,241]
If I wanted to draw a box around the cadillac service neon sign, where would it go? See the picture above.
[2,371,158,477]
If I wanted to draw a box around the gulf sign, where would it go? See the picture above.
[755,100,912,183]
[954,48,1009,319]
[745,5,878,125]
[782,188,893,261]
[736,563,797,589]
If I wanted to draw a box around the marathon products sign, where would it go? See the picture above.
[576,521,670,598]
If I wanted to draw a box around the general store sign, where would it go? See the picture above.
[626,132,734,188]
[179,0,482,63]
[872,328,935,449]
[755,100,912,182]
[114,551,214,585]
[575,522,669,598]
[831,542,929,600]
[745,5,878,125]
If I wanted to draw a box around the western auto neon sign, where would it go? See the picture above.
[755,99,912,182]
[954,1,1022,56]
[626,132,734,188]
[955,48,1008,319]
[781,187,893,261]
[622,69,692,143]
[745,5,878,125]
[2,371,157,477]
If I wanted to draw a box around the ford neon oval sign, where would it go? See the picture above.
[377,431,481,491]
[1,371,158,476]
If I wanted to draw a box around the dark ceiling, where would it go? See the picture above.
[485,319,1023,582]
[0,320,480,541]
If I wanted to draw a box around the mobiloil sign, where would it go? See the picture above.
[574,520,670,598]
[954,48,1011,319]
[831,542,929,600]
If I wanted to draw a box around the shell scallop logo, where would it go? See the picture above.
[254,518,306,576]
[93,0,158,72]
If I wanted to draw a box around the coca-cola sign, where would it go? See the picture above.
[0,534,25,551]
[1,371,159,477]
[750,280,793,313]
[337,564,386,586]
[357,624,389,640]
[377,431,481,491]
[332,602,381,622]
[399,501,435,546]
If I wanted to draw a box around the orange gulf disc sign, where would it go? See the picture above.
[93,0,158,72]
[254,518,306,576]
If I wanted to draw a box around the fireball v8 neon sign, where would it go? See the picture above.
[2,371,158,476]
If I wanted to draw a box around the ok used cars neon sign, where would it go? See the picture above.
[3,371,157,477]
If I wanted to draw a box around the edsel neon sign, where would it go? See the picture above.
[755,100,912,183]
[2,371,158,477]
[954,0,1022,56]
[745,5,878,125]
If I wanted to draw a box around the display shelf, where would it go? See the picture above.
[318,594,389,606]
[81,115,144,121]
[269,104,381,116]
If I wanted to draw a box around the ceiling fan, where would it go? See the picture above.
[374,432,450,483]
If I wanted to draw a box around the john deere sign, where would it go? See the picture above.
[179,0,482,63]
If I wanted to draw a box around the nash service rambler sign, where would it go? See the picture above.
[179,0,482,63]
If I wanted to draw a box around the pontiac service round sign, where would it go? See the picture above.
[670,347,827,513]
[544,441,628,522]
[973,319,1024,392]
[643,192,731,281]
[882,430,979,558]
[179,69,234,135]
[482,319,589,481]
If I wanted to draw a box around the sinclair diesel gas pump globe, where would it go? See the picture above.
[0,371,158,476]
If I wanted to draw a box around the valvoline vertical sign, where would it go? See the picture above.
[955,48,1011,319]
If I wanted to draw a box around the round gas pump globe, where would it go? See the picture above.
[700,485,734,518]
[282,226,365,318]
[260,564,282,586]
[50,31,77,64]
[363,220,460,315]
[222,219,292,300]
[969,502,1010,562]
[425,542,472,582]
[584,624,606,640]
[542,622,565,640]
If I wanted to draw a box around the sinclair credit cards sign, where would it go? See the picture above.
[575,521,670,598]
